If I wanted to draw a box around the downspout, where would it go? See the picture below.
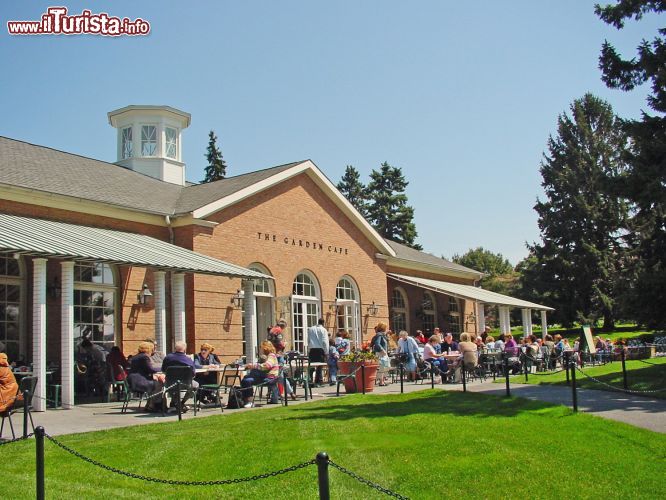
[165,215,174,244]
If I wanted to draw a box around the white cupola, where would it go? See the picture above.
[107,105,191,185]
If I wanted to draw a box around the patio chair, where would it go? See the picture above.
[121,378,149,414]
[162,366,198,416]
[253,367,286,406]
[1,376,37,439]
[286,354,312,400]
[196,368,225,413]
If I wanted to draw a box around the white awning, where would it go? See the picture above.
[388,273,554,311]
[0,213,270,279]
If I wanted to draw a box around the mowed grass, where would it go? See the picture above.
[503,358,666,398]
[2,391,665,499]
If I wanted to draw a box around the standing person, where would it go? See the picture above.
[335,330,351,356]
[371,322,390,386]
[307,318,328,386]
[267,319,287,356]
[327,337,340,386]
[397,330,419,381]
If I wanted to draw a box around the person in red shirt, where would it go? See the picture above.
[414,330,427,345]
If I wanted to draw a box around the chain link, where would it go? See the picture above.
[0,432,34,446]
[574,366,666,394]
[45,432,315,486]
[636,358,665,367]
[329,460,409,499]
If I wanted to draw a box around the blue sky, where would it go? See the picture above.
[1,1,660,264]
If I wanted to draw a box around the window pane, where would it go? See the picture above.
[6,258,19,277]
[165,127,177,159]
[141,125,157,156]
[6,285,19,302]
[121,127,133,159]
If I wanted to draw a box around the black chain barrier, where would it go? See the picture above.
[0,432,34,446]
[328,460,409,499]
[44,432,316,486]
[636,358,665,367]
[574,366,666,395]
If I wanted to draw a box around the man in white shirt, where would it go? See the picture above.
[307,318,329,385]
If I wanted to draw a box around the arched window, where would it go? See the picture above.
[335,276,360,346]
[421,291,436,335]
[291,271,320,354]
[74,262,116,352]
[447,296,461,333]
[248,263,273,296]
[390,288,408,333]
[0,256,22,361]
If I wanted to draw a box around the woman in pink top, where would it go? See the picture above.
[423,335,449,382]
[240,341,280,407]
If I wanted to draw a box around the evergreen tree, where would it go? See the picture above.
[202,130,227,183]
[596,0,666,327]
[366,162,421,250]
[337,165,368,217]
[528,94,628,328]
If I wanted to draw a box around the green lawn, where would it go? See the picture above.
[502,358,666,398]
[2,391,665,499]
[495,323,661,344]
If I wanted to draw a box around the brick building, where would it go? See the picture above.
[0,105,551,409]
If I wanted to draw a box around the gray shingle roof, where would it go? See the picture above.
[0,136,304,216]
[385,239,483,276]
[174,162,305,214]
[0,137,181,214]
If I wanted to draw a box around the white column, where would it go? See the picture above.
[172,273,186,346]
[541,310,548,338]
[153,271,167,354]
[499,306,509,335]
[477,303,486,334]
[60,261,74,408]
[32,258,47,412]
[243,280,257,364]
[521,309,533,336]
[505,307,512,334]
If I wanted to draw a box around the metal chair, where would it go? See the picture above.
[120,378,148,414]
[286,354,312,400]
[163,366,198,416]
[1,376,37,439]
[252,367,286,406]
[196,368,225,413]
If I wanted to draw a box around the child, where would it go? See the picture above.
[327,341,340,386]
[377,350,390,386]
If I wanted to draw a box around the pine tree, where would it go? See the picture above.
[366,162,421,250]
[202,130,227,183]
[528,94,628,328]
[337,165,368,217]
[596,0,666,327]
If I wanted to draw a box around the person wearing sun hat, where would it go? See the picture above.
[0,352,22,413]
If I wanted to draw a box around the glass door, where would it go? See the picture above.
[292,299,320,354]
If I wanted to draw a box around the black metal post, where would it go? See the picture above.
[36,426,45,500]
[621,347,628,390]
[176,381,182,422]
[430,364,435,389]
[570,355,578,412]
[461,363,467,392]
[565,352,571,385]
[316,452,330,500]
[360,364,366,395]
[283,378,288,407]
[503,353,510,397]
[23,389,30,438]
[400,363,404,394]
[523,355,529,383]
[492,355,496,381]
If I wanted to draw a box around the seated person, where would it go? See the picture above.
[441,333,459,353]
[458,332,479,368]
[162,341,199,410]
[423,334,449,382]
[194,343,220,380]
[503,334,521,374]
[413,330,427,345]
[0,353,22,414]
[144,338,165,372]
[106,345,129,381]
[240,341,280,408]
[127,342,164,412]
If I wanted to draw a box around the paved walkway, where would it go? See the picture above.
[9,377,666,437]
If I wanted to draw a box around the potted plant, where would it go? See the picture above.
[337,349,379,393]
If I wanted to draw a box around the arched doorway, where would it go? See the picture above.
[291,271,320,354]
[335,276,361,347]
[247,263,274,352]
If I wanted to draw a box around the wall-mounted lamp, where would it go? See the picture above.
[231,289,244,308]
[367,301,379,317]
[47,276,61,299]
[137,283,153,305]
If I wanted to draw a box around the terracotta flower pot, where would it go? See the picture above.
[337,361,379,393]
